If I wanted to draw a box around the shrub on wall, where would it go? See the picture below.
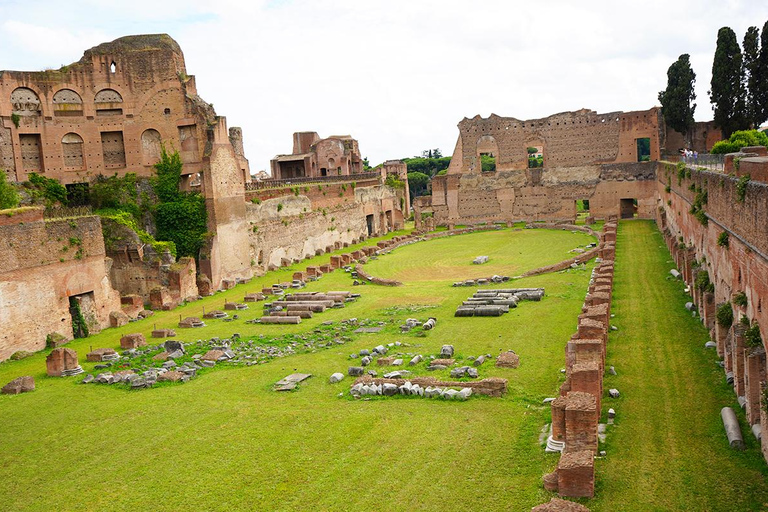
[27,172,68,206]
[695,270,714,293]
[733,291,748,307]
[716,302,734,328]
[736,175,750,202]
[745,321,762,348]
[710,129,768,154]
[0,171,20,210]
[717,231,730,248]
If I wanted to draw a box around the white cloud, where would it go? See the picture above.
[2,0,768,170]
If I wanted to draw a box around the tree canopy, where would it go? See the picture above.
[658,54,696,136]
[754,21,768,128]
[709,27,747,138]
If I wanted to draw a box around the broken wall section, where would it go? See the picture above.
[0,208,121,361]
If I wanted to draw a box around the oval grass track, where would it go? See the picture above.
[0,227,597,511]
[363,228,595,283]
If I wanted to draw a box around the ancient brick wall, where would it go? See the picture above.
[246,184,403,272]
[431,162,656,224]
[657,165,768,451]
[0,34,245,184]
[0,210,121,360]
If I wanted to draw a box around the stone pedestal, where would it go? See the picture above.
[557,450,595,498]
[120,333,147,350]
[46,348,82,377]
[565,391,598,454]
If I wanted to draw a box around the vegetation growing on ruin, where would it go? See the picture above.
[100,209,176,257]
[695,269,715,293]
[717,302,734,328]
[717,231,730,248]
[152,147,208,259]
[736,175,750,202]
[70,300,89,339]
[689,188,708,226]
[734,291,749,307]
[26,172,68,206]
[384,174,404,189]
[0,171,20,210]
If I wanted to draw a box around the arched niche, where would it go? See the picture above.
[62,133,84,169]
[10,87,41,116]
[95,89,123,116]
[141,129,162,165]
[53,89,83,116]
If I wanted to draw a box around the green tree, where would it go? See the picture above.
[406,171,430,200]
[743,26,760,128]
[755,21,768,128]
[362,157,372,171]
[0,171,19,210]
[710,129,768,153]
[151,147,208,258]
[658,54,697,139]
[709,27,747,138]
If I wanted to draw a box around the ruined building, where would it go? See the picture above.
[270,132,364,180]
[425,107,717,226]
[0,35,407,361]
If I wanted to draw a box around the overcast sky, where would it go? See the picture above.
[2,0,767,172]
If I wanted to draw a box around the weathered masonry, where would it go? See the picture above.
[0,34,250,188]
[656,159,768,463]
[426,107,718,226]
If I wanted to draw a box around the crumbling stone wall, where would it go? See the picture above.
[431,108,662,225]
[246,184,403,273]
[657,164,768,458]
[0,209,121,361]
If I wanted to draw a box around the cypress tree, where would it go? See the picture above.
[755,20,768,128]
[709,27,747,138]
[743,26,760,128]
[658,54,696,139]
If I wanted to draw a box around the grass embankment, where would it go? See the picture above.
[0,227,596,511]
[590,220,768,511]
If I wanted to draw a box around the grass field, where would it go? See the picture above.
[0,222,766,511]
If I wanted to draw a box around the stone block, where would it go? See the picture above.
[46,348,80,377]
[109,310,130,328]
[120,333,147,350]
[86,348,118,362]
[496,350,520,368]
[556,450,595,498]
[1,376,35,395]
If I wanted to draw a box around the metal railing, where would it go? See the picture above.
[245,172,381,191]
[682,153,724,172]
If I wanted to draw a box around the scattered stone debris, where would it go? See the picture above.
[274,373,312,391]
[472,255,489,265]
[329,373,344,383]
[496,350,520,368]
[608,388,620,398]
[455,288,544,317]
[1,376,35,395]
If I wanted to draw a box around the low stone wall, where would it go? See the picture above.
[542,221,617,500]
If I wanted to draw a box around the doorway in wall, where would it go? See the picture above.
[366,214,374,236]
[620,198,637,219]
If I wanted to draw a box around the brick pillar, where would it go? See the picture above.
[564,391,598,454]
[556,451,595,498]
[715,316,728,358]
[570,360,602,412]
[733,323,747,396]
[744,346,766,425]
[329,255,342,269]
[551,396,568,442]
[569,339,604,374]
[703,292,716,330]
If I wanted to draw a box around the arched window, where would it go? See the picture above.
[10,87,41,116]
[95,89,123,116]
[62,133,84,169]
[141,129,162,165]
[53,89,83,117]
[477,135,498,172]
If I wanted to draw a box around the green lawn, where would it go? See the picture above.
[589,220,768,511]
[0,223,766,511]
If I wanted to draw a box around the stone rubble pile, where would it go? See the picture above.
[350,380,474,400]
[258,291,360,325]
[455,288,545,317]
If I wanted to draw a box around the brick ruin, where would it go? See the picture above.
[0,35,408,360]
[656,159,768,461]
[270,132,364,180]
[543,222,617,499]
[423,108,720,228]
[0,208,121,361]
